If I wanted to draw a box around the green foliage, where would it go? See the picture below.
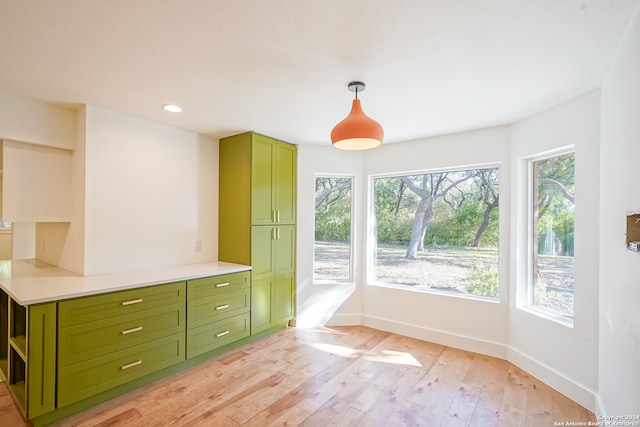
[315,204,351,242]
[464,265,499,298]
[375,208,413,245]
[374,168,500,249]
[425,200,498,247]
[373,177,416,245]
[315,177,352,242]
[536,152,575,257]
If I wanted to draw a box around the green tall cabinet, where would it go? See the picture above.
[219,132,296,334]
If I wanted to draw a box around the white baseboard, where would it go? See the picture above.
[325,313,362,326]
[326,313,597,412]
[595,394,607,418]
[506,346,596,412]
[361,314,508,359]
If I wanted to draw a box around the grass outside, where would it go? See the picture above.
[314,241,574,316]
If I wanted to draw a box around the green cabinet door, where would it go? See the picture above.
[250,134,297,226]
[273,226,295,325]
[274,141,296,225]
[251,134,276,225]
[27,302,57,419]
[251,226,276,282]
[250,277,274,334]
[250,225,295,334]
[274,273,295,325]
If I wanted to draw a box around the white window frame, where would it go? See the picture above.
[523,147,575,327]
[366,163,501,302]
[313,174,355,284]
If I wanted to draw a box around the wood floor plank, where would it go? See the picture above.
[0,325,597,427]
[441,384,482,426]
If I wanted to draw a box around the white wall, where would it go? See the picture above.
[11,222,35,260]
[510,91,600,409]
[0,91,75,150]
[83,105,218,275]
[2,140,72,222]
[319,126,512,358]
[57,106,88,274]
[297,145,365,323]
[362,127,511,357]
[599,5,640,415]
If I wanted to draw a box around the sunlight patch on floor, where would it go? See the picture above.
[302,339,422,367]
[364,349,422,367]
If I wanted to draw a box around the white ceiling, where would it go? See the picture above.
[0,0,638,145]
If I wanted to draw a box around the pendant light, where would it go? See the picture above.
[331,81,384,150]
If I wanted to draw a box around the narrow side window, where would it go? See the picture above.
[314,176,354,282]
[529,152,575,319]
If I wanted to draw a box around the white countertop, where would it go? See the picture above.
[0,259,251,305]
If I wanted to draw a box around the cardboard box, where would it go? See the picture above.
[626,211,640,249]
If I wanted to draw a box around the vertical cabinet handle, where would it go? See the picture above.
[216,330,230,338]
[121,360,142,370]
[276,210,280,223]
[272,227,281,240]
[122,298,143,306]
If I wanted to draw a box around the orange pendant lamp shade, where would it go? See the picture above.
[331,82,383,150]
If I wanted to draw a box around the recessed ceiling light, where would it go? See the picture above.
[162,104,182,113]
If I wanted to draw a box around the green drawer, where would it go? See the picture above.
[57,332,185,407]
[58,282,186,327]
[187,288,249,329]
[187,271,250,300]
[58,302,186,367]
[186,312,250,359]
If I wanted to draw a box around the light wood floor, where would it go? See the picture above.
[0,325,595,426]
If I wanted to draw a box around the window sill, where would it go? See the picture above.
[367,281,501,304]
[517,305,574,328]
[313,279,355,286]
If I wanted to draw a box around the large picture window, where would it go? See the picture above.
[371,166,500,299]
[314,176,354,282]
[529,152,575,320]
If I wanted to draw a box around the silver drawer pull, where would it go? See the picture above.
[215,304,230,311]
[121,360,142,370]
[122,298,143,306]
[215,282,230,288]
[121,326,143,335]
[216,330,230,338]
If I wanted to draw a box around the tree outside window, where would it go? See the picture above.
[530,152,575,319]
[314,176,353,282]
[371,166,500,299]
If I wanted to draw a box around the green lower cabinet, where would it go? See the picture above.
[187,288,249,329]
[251,278,274,334]
[58,282,186,328]
[26,303,57,419]
[186,312,250,358]
[250,225,296,335]
[58,302,185,367]
[57,332,185,407]
[251,275,295,334]
[274,273,295,324]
